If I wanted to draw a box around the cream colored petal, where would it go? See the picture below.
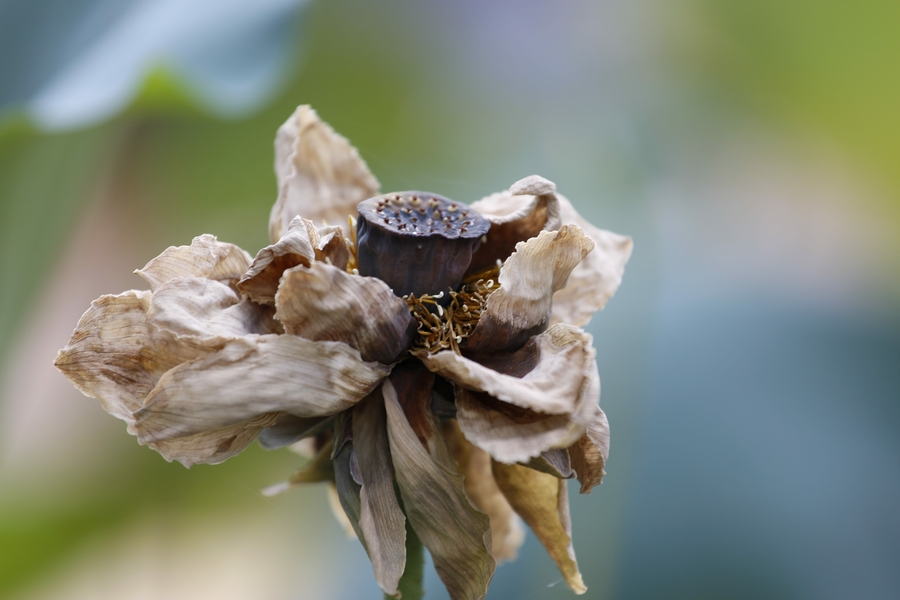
[443,420,525,564]
[314,224,352,271]
[353,390,407,597]
[383,379,495,600]
[492,462,587,595]
[237,216,318,305]
[550,194,633,327]
[275,262,414,364]
[134,335,390,443]
[54,291,157,424]
[136,234,252,292]
[467,175,562,275]
[148,277,279,341]
[150,412,280,468]
[465,225,594,353]
[422,323,596,416]
[568,404,610,494]
[269,105,380,242]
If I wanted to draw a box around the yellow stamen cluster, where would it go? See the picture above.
[404,275,499,355]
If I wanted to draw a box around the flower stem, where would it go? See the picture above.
[387,520,424,600]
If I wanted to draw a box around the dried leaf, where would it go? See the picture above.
[270,105,379,242]
[465,225,594,353]
[492,461,587,594]
[275,262,415,364]
[383,379,495,600]
[550,194,632,327]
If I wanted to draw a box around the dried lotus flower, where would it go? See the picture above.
[55,105,632,599]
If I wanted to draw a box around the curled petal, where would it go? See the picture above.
[567,404,610,494]
[492,462,587,594]
[423,324,597,416]
[550,194,633,327]
[353,390,407,596]
[136,234,252,292]
[237,217,318,305]
[443,420,525,564]
[466,175,562,275]
[383,378,495,600]
[275,262,415,364]
[270,105,379,242]
[258,414,333,450]
[465,225,594,354]
[134,335,390,443]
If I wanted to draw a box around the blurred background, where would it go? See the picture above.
[1,0,899,598]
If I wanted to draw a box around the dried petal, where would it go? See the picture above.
[466,175,562,275]
[443,420,525,563]
[465,225,594,354]
[237,217,318,305]
[353,390,407,596]
[550,194,633,327]
[270,105,379,242]
[492,462,587,595]
[136,234,252,292]
[567,404,610,494]
[383,378,495,600]
[134,335,390,443]
[258,414,333,450]
[426,324,600,464]
[151,412,281,468]
[275,262,415,364]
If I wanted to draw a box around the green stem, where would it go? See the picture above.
[386,520,424,600]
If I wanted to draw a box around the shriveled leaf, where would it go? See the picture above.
[353,390,407,596]
[383,378,495,600]
[465,225,594,353]
[275,262,415,364]
[567,404,610,494]
[467,175,562,275]
[270,105,379,242]
[443,420,525,563]
[550,194,632,327]
[134,335,390,443]
[492,462,587,595]
[136,234,252,292]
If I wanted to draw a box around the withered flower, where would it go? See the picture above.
[55,106,632,599]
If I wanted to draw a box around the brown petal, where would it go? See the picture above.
[422,324,597,416]
[465,225,594,354]
[353,390,407,596]
[443,420,525,564]
[275,262,415,364]
[567,404,610,494]
[492,462,587,595]
[269,105,380,243]
[237,217,318,305]
[134,335,390,443]
[550,194,633,327]
[258,414,333,450]
[383,378,495,600]
[466,175,562,275]
[136,234,252,292]
[150,412,280,468]
[430,324,601,464]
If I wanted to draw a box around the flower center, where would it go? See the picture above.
[355,192,491,298]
